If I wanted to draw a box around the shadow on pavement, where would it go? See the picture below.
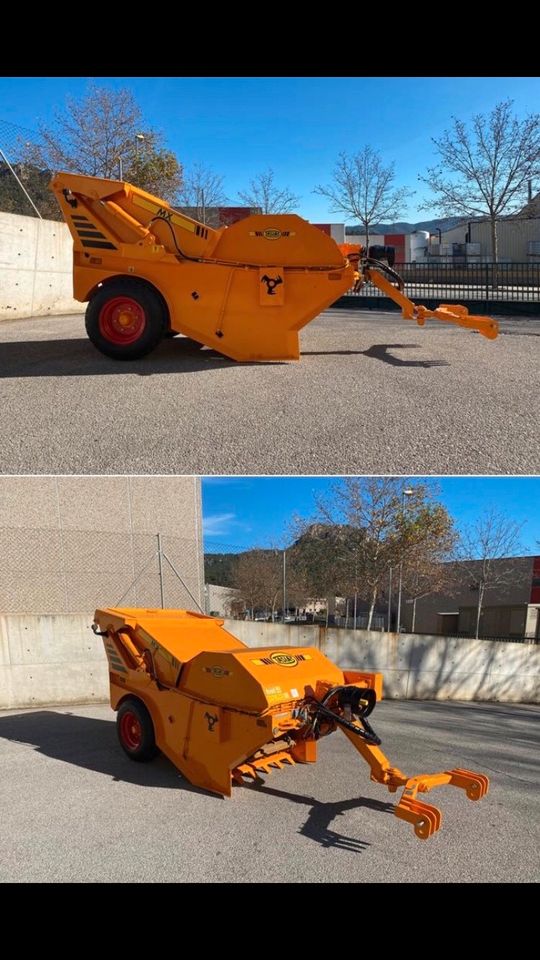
[0,338,242,379]
[303,344,449,367]
[0,337,450,378]
[0,709,211,796]
[249,781,394,852]
[361,344,449,367]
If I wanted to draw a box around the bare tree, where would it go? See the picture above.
[231,550,282,619]
[304,478,455,630]
[420,99,540,263]
[314,146,411,249]
[457,509,523,639]
[238,169,300,214]
[178,162,228,224]
[24,82,183,203]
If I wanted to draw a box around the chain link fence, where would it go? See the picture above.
[0,526,203,614]
[0,118,59,219]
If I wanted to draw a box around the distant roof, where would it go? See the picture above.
[518,192,540,218]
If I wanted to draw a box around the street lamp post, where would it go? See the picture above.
[396,486,414,633]
[117,134,146,181]
[282,548,287,622]
[387,565,393,632]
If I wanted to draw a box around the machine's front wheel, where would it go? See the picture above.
[85,279,167,360]
[117,698,158,762]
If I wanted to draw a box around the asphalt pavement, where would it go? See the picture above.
[0,309,538,475]
[0,699,537,883]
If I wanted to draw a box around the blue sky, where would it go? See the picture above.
[2,76,540,221]
[202,476,540,555]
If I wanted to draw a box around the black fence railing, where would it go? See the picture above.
[402,631,538,645]
[347,261,540,303]
[329,621,539,643]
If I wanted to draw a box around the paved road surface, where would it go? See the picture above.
[0,699,537,883]
[0,309,538,474]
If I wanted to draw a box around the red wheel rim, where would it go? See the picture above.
[120,711,142,750]
[98,296,146,344]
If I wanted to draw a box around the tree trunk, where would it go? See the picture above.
[366,587,377,630]
[475,583,485,639]
[411,597,417,633]
[490,216,498,264]
[365,223,370,254]
[491,216,499,291]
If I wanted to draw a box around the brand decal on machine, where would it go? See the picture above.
[249,229,296,240]
[251,652,312,668]
[204,665,231,678]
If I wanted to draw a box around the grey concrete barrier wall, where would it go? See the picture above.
[0,211,80,320]
[0,615,108,709]
[1,615,538,709]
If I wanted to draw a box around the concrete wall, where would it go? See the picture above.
[0,211,79,321]
[0,476,204,614]
[0,614,109,708]
[2,616,538,709]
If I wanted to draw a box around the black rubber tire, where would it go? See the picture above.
[117,698,158,762]
[85,278,168,360]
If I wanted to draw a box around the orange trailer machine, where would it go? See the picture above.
[51,173,499,362]
[93,607,489,841]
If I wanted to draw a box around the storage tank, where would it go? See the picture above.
[410,230,429,261]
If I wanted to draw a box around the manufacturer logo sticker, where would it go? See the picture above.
[204,665,231,678]
[249,229,296,240]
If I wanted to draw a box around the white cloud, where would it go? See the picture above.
[202,477,252,487]
[203,513,238,536]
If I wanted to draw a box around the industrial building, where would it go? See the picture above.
[402,556,540,640]
[316,193,540,265]
[433,217,540,263]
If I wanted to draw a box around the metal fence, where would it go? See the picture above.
[0,527,203,615]
[0,118,59,220]
[348,261,540,303]
[411,630,539,645]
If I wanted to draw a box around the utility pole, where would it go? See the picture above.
[387,566,393,632]
[282,549,287,622]
[396,486,414,633]
[157,533,165,609]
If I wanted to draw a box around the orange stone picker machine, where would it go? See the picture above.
[51,173,499,361]
[93,607,489,840]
